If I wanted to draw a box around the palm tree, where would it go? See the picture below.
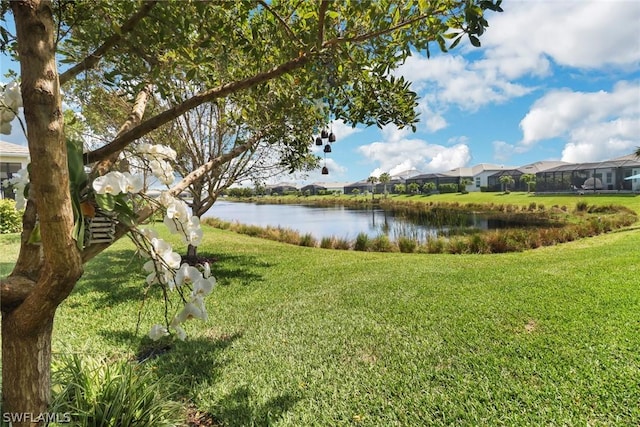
[422,181,436,195]
[394,183,406,194]
[379,172,391,198]
[367,176,378,200]
[499,175,515,193]
[521,173,536,193]
[635,147,640,158]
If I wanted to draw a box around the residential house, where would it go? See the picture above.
[0,140,30,200]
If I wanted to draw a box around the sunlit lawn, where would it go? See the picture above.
[0,193,639,425]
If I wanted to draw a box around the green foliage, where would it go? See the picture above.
[299,233,317,247]
[50,354,183,427]
[397,236,418,253]
[422,182,436,194]
[371,234,394,252]
[0,199,22,234]
[438,183,458,193]
[354,232,370,251]
[407,182,420,194]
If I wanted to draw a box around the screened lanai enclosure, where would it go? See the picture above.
[535,155,640,193]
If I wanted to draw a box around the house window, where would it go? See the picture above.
[475,177,481,188]
[606,172,612,183]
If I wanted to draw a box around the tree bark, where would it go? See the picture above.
[2,1,83,422]
[1,314,53,426]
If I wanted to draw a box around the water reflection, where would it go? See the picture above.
[205,201,540,243]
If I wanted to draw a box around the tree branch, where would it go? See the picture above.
[91,84,153,176]
[317,0,330,49]
[81,132,263,263]
[85,53,311,164]
[257,0,304,47]
[59,1,158,85]
[323,12,436,47]
[1,275,38,311]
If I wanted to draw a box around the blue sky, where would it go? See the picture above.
[3,1,639,186]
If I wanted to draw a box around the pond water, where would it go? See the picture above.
[204,200,534,242]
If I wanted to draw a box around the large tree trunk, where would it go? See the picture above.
[1,2,83,424]
[1,314,54,424]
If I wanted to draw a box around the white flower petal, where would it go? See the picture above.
[148,324,169,341]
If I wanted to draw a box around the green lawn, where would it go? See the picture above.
[268,191,640,215]
[1,195,639,425]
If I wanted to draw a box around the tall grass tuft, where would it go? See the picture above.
[371,234,395,252]
[50,354,184,427]
[299,233,317,247]
[354,232,370,251]
[397,236,418,253]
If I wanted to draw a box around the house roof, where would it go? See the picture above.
[0,140,30,159]
[517,160,569,174]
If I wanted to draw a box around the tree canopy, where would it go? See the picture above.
[0,0,502,421]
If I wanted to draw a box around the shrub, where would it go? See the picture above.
[397,236,417,253]
[371,234,394,252]
[438,183,458,194]
[333,237,352,250]
[50,354,184,427]
[0,199,22,234]
[299,233,317,247]
[354,232,370,251]
[320,236,334,249]
[423,237,445,254]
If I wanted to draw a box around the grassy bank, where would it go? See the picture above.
[1,220,638,425]
[242,191,640,214]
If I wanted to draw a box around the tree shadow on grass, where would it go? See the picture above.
[137,331,300,426]
[211,385,300,427]
[70,248,272,310]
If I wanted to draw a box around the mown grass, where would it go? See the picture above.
[253,191,640,215]
[1,198,639,425]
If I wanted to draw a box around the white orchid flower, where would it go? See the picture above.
[150,238,181,269]
[92,171,126,195]
[158,191,174,207]
[122,172,143,194]
[148,324,169,341]
[3,81,22,108]
[139,228,159,241]
[185,217,203,245]
[174,301,208,323]
[166,199,190,225]
[175,263,203,287]
[1,108,16,122]
[0,121,11,135]
[173,325,187,341]
[203,262,211,279]
[191,276,215,299]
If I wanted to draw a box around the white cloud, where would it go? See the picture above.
[492,141,515,163]
[517,81,640,160]
[481,1,640,74]
[358,137,470,176]
[397,54,532,113]
[329,119,361,141]
[561,117,640,162]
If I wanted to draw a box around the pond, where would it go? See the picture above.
[204,200,548,243]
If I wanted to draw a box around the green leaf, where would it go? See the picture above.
[95,193,116,211]
[469,35,481,47]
